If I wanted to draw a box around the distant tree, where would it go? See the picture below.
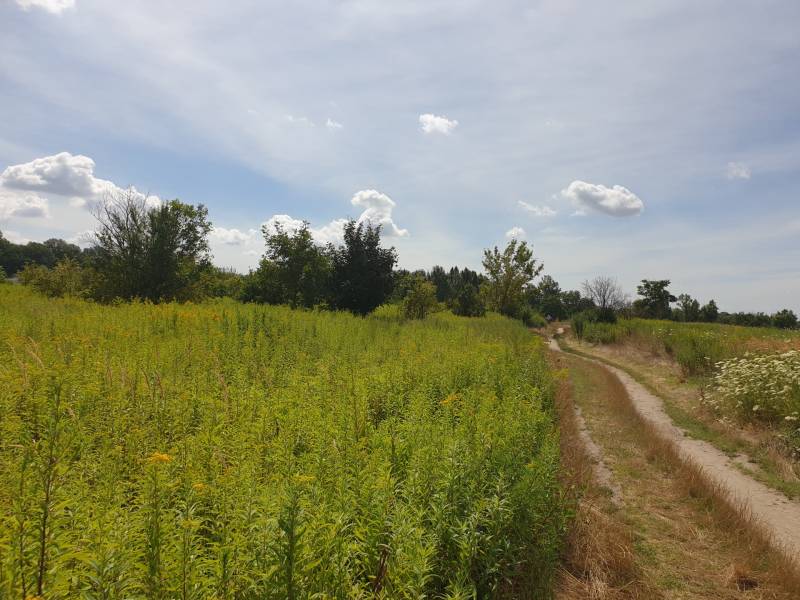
[0,265,6,283]
[634,279,676,320]
[560,290,594,318]
[675,293,701,322]
[428,265,451,302]
[202,266,245,299]
[581,276,625,322]
[90,189,212,302]
[699,299,719,323]
[481,239,543,318]
[529,275,564,320]
[329,220,397,315]
[772,309,798,330]
[44,238,83,263]
[403,277,438,319]
[242,222,330,307]
[449,283,486,317]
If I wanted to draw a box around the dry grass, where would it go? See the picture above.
[552,353,654,599]
[554,345,800,598]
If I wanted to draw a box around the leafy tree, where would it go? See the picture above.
[581,276,625,322]
[560,290,594,318]
[634,279,676,319]
[528,275,564,320]
[428,265,451,302]
[772,309,798,330]
[449,284,486,317]
[403,277,438,319]
[243,222,330,307]
[329,220,397,315]
[202,266,245,298]
[90,189,212,302]
[675,293,700,322]
[699,299,719,322]
[481,239,543,318]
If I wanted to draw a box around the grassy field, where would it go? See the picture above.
[575,318,800,376]
[573,317,800,455]
[0,285,563,599]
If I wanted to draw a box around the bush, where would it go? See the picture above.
[449,284,486,317]
[519,305,547,328]
[0,266,5,283]
[18,259,93,298]
[403,278,438,319]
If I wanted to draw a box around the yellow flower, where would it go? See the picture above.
[147,452,173,465]
[292,474,315,485]
[441,393,458,406]
[192,482,207,492]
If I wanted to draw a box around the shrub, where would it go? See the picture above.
[449,284,486,317]
[403,278,438,319]
[18,259,93,298]
[0,265,5,283]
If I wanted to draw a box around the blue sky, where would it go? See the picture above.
[1,0,799,312]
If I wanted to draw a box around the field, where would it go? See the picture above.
[0,285,562,599]
[573,317,800,452]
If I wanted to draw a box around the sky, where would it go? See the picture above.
[1,0,799,313]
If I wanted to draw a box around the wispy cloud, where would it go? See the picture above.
[419,113,458,135]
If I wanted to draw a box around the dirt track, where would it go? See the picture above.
[549,336,800,564]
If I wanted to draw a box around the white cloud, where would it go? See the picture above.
[560,180,644,217]
[726,161,751,180]
[210,226,256,245]
[326,118,343,130]
[259,189,408,248]
[419,113,458,135]
[0,191,50,220]
[351,189,408,237]
[286,115,315,127]
[14,0,74,14]
[0,152,158,211]
[505,226,526,239]
[518,201,556,217]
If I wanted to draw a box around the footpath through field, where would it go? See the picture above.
[549,335,800,564]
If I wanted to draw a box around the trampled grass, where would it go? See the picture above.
[0,285,563,599]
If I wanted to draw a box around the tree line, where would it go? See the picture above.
[2,190,795,329]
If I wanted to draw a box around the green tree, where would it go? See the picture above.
[403,277,438,319]
[0,265,6,283]
[528,275,564,320]
[329,221,397,315]
[772,309,798,329]
[91,190,212,302]
[481,239,543,319]
[699,299,719,322]
[243,222,330,307]
[449,284,486,317]
[634,279,676,319]
[676,293,700,322]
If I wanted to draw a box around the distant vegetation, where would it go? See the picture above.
[0,285,562,598]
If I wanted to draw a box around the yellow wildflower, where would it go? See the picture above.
[147,452,173,465]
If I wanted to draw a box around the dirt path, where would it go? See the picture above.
[549,336,800,564]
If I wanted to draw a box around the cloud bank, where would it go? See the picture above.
[0,191,50,220]
[560,180,644,217]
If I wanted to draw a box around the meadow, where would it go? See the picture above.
[0,285,563,599]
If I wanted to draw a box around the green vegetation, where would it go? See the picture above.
[0,284,563,598]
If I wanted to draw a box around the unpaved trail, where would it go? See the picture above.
[549,336,800,563]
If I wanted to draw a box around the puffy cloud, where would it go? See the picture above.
[210,227,256,245]
[518,201,556,217]
[326,118,343,130]
[351,189,408,237]
[0,191,50,220]
[726,161,751,180]
[259,189,408,248]
[0,152,158,210]
[560,180,644,217]
[419,113,458,135]
[14,0,74,14]
[505,226,526,239]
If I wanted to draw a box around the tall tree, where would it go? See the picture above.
[481,239,543,318]
[699,299,719,322]
[91,189,212,302]
[634,279,676,319]
[581,276,625,321]
[242,222,330,307]
[676,293,700,322]
[329,220,397,315]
